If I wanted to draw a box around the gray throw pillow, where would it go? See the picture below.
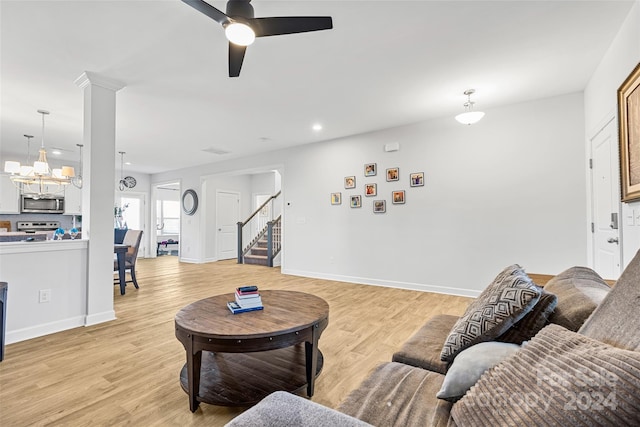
[440,264,540,363]
[544,266,610,331]
[436,341,521,402]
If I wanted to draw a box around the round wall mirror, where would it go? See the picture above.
[182,189,198,215]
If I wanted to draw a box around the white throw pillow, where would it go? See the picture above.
[436,341,521,402]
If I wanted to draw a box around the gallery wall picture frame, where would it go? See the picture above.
[392,190,405,204]
[350,195,362,208]
[618,62,640,202]
[373,200,386,213]
[365,183,377,196]
[410,172,425,187]
[364,163,377,177]
[331,192,342,205]
[345,176,356,189]
[386,167,399,182]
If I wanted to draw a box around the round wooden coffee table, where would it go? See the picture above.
[175,290,329,411]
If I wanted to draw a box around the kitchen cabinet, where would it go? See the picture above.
[0,174,20,214]
[64,184,82,215]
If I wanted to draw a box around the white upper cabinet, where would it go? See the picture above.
[0,174,20,214]
[64,184,82,215]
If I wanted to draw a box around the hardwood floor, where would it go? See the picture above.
[0,257,472,426]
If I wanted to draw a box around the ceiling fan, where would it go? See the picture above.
[182,0,333,77]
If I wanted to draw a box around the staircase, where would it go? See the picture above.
[237,191,282,267]
[243,221,281,266]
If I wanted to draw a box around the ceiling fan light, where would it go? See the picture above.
[4,161,20,174]
[225,22,255,46]
[455,111,485,125]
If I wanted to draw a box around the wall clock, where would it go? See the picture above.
[123,176,137,188]
[182,189,198,216]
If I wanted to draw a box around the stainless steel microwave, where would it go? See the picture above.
[21,195,65,213]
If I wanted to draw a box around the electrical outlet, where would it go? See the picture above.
[39,289,51,303]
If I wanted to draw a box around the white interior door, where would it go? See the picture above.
[216,190,240,260]
[591,118,621,279]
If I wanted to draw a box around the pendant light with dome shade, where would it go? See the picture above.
[455,89,485,125]
[3,110,76,195]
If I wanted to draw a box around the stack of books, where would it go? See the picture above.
[227,285,264,314]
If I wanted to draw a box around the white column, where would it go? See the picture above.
[74,71,125,325]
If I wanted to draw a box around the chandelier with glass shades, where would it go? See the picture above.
[4,109,81,195]
[455,89,485,125]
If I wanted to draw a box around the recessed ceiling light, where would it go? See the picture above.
[125,162,132,166]
[312,123,323,132]
[51,150,61,155]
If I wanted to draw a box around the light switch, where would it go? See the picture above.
[635,209,640,226]
[627,209,635,226]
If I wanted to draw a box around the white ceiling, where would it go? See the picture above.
[0,0,634,174]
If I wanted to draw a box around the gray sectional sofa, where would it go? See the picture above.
[226,252,640,426]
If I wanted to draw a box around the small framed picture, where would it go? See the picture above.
[350,195,362,208]
[410,172,424,187]
[364,163,377,177]
[344,176,356,189]
[373,200,386,213]
[365,183,377,197]
[331,192,342,205]
[386,167,399,182]
[392,190,405,204]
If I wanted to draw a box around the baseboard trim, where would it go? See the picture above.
[85,310,117,326]
[280,269,480,298]
[6,316,86,345]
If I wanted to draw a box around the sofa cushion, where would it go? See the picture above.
[436,341,521,402]
[580,250,640,351]
[440,265,540,363]
[451,324,640,426]
[392,314,460,374]
[544,266,610,331]
[224,391,373,427]
[497,287,557,344]
[337,362,453,427]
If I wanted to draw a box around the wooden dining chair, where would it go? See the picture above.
[113,229,143,289]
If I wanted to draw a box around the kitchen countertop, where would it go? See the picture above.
[0,231,53,242]
[0,238,87,254]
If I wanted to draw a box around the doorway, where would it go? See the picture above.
[590,117,621,279]
[115,192,147,257]
[155,182,181,257]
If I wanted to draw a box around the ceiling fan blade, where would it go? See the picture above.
[229,43,247,77]
[252,16,333,37]
[182,0,230,26]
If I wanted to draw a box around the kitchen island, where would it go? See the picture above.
[0,239,99,344]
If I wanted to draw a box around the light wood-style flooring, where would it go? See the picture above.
[0,257,477,426]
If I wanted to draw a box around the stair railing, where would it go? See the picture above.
[237,191,282,264]
[266,215,282,267]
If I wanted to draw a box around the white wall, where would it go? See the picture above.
[154,93,587,296]
[584,1,640,268]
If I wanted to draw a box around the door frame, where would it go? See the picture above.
[588,115,622,279]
